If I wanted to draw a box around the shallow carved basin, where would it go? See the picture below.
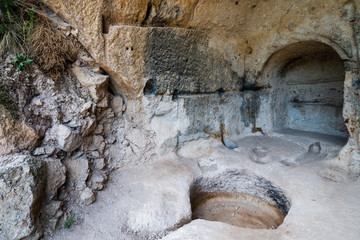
[190,170,291,229]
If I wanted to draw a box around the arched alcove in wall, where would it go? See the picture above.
[262,41,349,138]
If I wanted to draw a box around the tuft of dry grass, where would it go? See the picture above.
[30,20,78,80]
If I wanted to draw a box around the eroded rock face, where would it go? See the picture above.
[64,157,89,192]
[44,158,66,201]
[40,0,360,158]
[0,41,130,236]
[103,0,199,28]
[71,66,109,103]
[0,108,39,156]
[0,155,45,240]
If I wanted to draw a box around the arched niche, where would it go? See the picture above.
[261,41,349,138]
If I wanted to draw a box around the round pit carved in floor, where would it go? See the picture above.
[190,170,290,229]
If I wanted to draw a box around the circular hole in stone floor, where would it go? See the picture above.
[190,170,291,229]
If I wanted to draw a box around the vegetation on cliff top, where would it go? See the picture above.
[0,0,35,57]
[0,0,77,77]
[0,0,78,118]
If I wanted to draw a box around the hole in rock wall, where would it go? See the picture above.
[265,41,349,138]
[190,170,291,229]
[143,79,157,96]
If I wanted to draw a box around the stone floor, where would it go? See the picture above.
[50,130,360,240]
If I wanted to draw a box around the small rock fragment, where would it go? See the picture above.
[89,170,107,191]
[110,95,123,116]
[222,136,238,150]
[82,117,97,137]
[105,135,116,144]
[198,158,217,172]
[87,135,105,154]
[250,146,270,164]
[80,102,93,115]
[309,142,321,154]
[94,158,105,170]
[93,124,104,135]
[90,151,100,158]
[56,125,82,152]
[71,66,109,103]
[80,188,95,205]
[97,96,109,108]
[33,98,43,106]
[43,201,63,218]
[33,147,46,156]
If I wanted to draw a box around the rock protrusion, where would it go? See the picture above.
[0,106,39,157]
[71,66,109,103]
[80,187,95,205]
[0,155,46,240]
[63,157,89,191]
[55,124,82,153]
[44,158,66,201]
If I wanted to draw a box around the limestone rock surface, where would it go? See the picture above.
[55,124,82,153]
[115,161,194,235]
[63,157,89,191]
[0,106,39,157]
[80,187,95,205]
[44,158,66,200]
[71,66,109,102]
[0,155,45,240]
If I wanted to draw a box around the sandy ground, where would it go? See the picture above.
[50,130,360,240]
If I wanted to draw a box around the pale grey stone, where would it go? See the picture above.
[80,188,95,205]
[0,155,45,240]
[71,66,109,103]
[56,125,82,153]
[63,157,89,191]
[222,136,238,150]
[44,158,66,200]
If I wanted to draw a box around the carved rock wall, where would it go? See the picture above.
[40,0,360,169]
